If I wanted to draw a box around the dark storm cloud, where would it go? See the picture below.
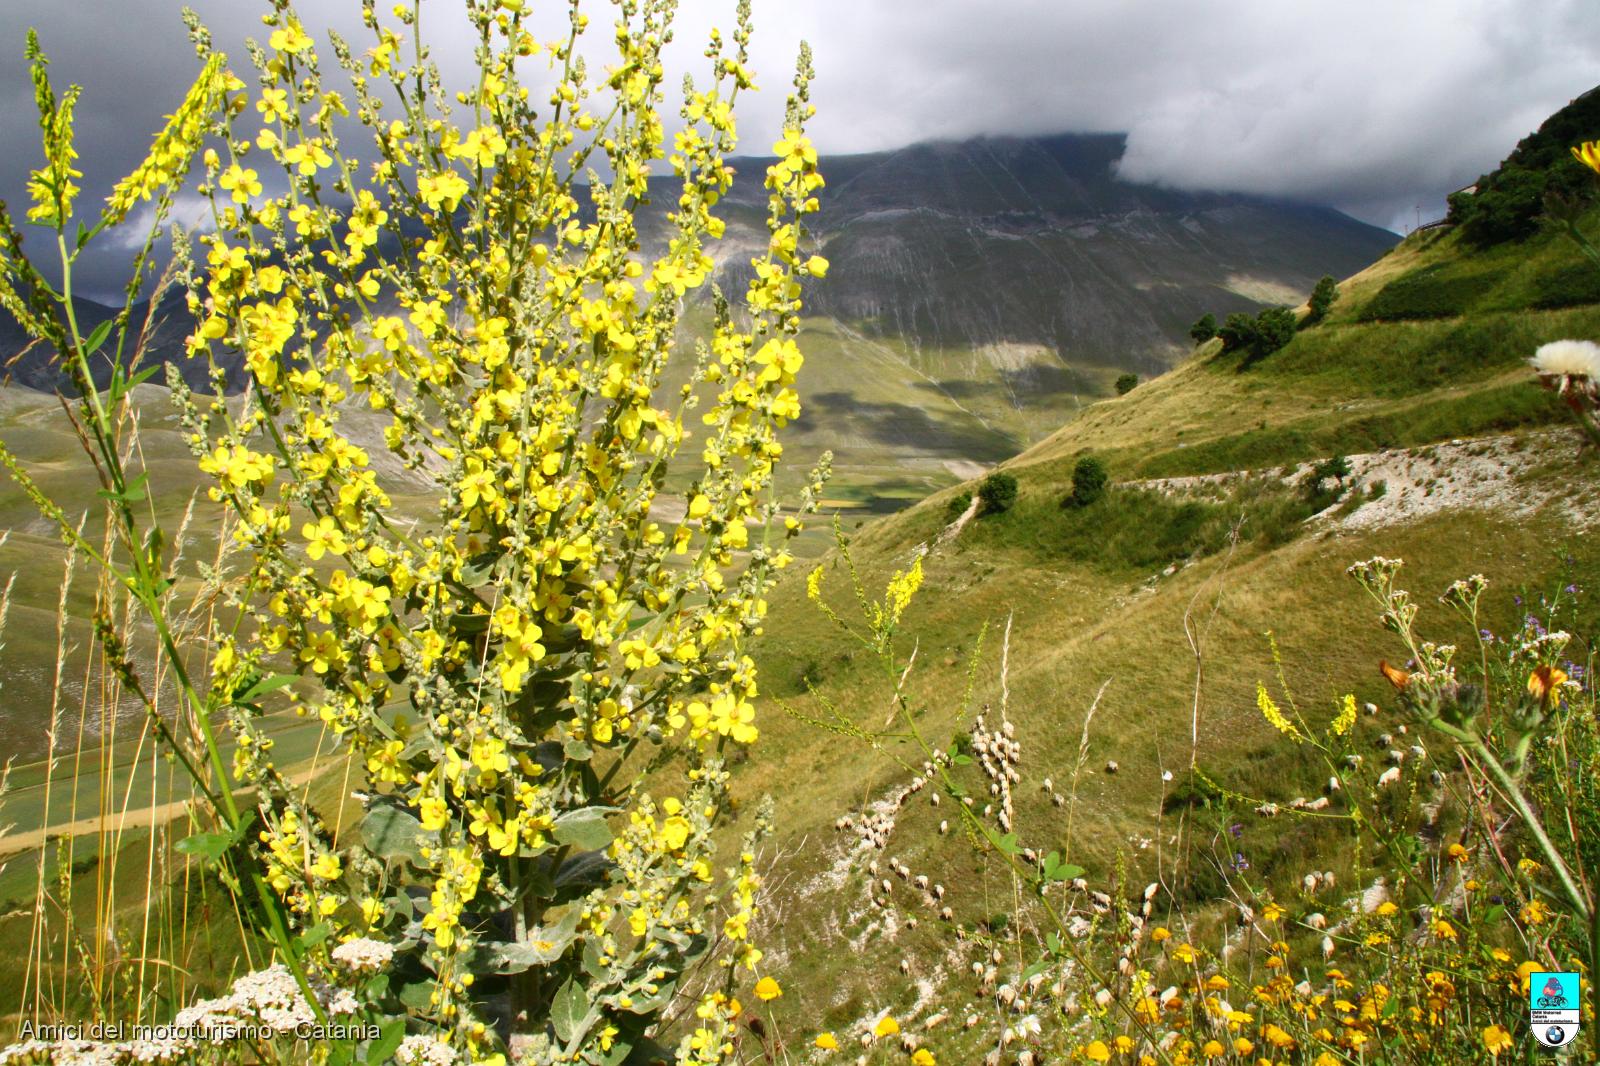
[4,0,1600,297]
[691,0,1600,230]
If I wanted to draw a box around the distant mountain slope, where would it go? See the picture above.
[0,289,242,395]
[787,134,1397,374]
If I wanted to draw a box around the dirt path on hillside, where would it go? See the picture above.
[933,493,982,549]
[1138,429,1599,532]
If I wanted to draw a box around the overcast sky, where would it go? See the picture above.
[5,0,1600,297]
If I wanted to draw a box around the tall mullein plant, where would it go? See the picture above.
[0,1,830,1062]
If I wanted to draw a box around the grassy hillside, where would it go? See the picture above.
[1006,218,1600,488]
[728,208,1600,1055]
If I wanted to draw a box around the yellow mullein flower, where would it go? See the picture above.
[451,126,508,167]
[257,87,290,122]
[302,515,349,561]
[659,814,692,852]
[419,170,470,212]
[771,129,818,173]
[269,18,313,54]
[282,139,333,176]
[219,164,261,204]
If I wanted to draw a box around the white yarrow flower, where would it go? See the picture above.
[332,936,396,974]
[396,1034,461,1066]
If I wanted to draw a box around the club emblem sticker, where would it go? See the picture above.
[1529,971,1580,1048]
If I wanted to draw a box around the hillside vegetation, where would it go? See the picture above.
[732,197,1600,1061]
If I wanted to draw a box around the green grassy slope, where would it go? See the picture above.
[1005,219,1600,489]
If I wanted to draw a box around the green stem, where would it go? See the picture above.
[57,232,244,830]
[53,227,325,1010]
[1433,719,1592,922]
